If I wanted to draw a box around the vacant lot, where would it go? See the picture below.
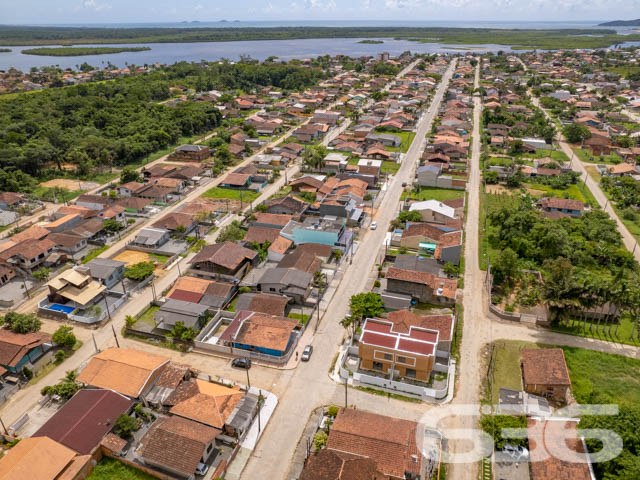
[40,178,99,191]
[402,186,465,202]
[112,250,169,275]
[202,186,261,203]
[87,458,156,480]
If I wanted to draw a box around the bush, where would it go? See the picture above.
[52,326,76,348]
[313,431,328,450]
[22,367,33,380]
[125,261,155,281]
[114,414,141,439]
[373,280,381,288]
[238,286,251,294]
[54,350,67,364]
[1,311,41,333]
[327,406,339,418]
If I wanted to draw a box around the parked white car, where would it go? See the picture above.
[370,221,377,230]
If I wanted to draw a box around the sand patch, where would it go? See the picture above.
[40,179,99,191]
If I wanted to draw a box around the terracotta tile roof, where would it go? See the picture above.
[34,389,133,455]
[55,205,95,219]
[268,235,293,255]
[139,416,220,478]
[327,408,421,479]
[236,293,290,317]
[47,232,85,248]
[219,311,298,352]
[300,448,380,480]
[522,348,571,386]
[539,197,585,211]
[244,226,282,245]
[152,212,194,231]
[528,419,592,480]
[386,267,457,300]
[0,192,23,205]
[0,436,77,480]
[168,276,212,296]
[222,173,251,186]
[1,238,55,261]
[0,329,51,368]
[277,250,322,274]
[190,242,257,271]
[9,225,50,243]
[204,281,234,299]
[77,347,169,398]
[100,433,127,455]
[387,310,454,341]
[114,196,152,211]
[170,379,244,428]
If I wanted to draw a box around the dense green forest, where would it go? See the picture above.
[0,25,638,50]
[22,46,151,56]
[0,61,324,192]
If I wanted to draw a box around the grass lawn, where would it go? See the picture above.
[135,305,160,328]
[572,147,622,165]
[402,186,465,202]
[515,149,570,163]
[385,131,416,153]
[525,181,596,205]
[227,295,239,312]
[82,245,109,264]
[584,165,602,183]
[148,253,170,263]
[87,458,156,480]
[478,190,521,271]
[550,313,640,348]
[612,204,640,243]
[202,187,261,203]
[381,160,401,175]
[604,65,640,79]
[32,186,83,203]
[488,339,640,406]
[288,312,310,325]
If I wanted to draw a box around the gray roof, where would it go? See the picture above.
[135,227,168,246]
[257,267,312,289]
[85,258,126,280]
[176,144,207,152]
[160,298,208,316]
[154,299,208,329]
[394,255,443,275]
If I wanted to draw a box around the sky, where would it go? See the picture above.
[0,0,638,25]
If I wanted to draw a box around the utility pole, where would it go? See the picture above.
[257,390,263,433]
[0,417,8,436]
[21,276,31,299]
[103,294,111,321]
[344,375,348,408]
[92,333,99,353]
[246,368,251,390]
[111,324,120,348]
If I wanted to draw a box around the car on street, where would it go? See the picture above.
[370,221,377,230]
[503,444,529,462]
[402,182,407,187]
[231,357,251,369]
[301,345,313,361]
[195,463,209,476]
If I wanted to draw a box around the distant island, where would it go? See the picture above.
[0,48,11,53]
[22,46,151,56]
[599,19,640,26]
[358,39,384,44]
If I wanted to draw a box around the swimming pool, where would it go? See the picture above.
[47,304,75,314]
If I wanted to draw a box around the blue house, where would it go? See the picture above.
[220,311,298,358]
[280,216,353,252]
[0,330,51,375]
[539,197,585,218]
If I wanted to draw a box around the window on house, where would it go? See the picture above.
[373,361,383,371]
[206,443,213,453]
[270,287,276,292]
[397,356,407,364]
[405,369,417,378]
[383,353,392,360]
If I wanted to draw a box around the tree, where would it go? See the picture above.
[542,257,583,324]
[349,292,384,321]
[313,431,328,450]
[169,321,198,342]
[302,145,327,171]
[1,312,41,333]
[52,326,76,348]
[41,370,80,399]
[313,271,327,290]
[443,262,459,278]
[217,220,245,242]
[562,123,591,144]
[397,210,422,223]
[120,166,141,184]
[113,414,141,439]
[32,267,51,282]
[103,218,123,233]
[124,261,155,281]
[492,248,520,286]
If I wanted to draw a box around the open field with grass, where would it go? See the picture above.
[202,186,261,203]
[401,186,465,202]
[572,147,622,165]
[381,160,401,175]
[385,131,416,153]
[550,314,640,348]
[478,190,522,271]
[524,181,597,205]
[87,458,156,480]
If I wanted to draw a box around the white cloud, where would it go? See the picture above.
[304,0,337,10]
[194,3,204,11]
[81,0,111,12]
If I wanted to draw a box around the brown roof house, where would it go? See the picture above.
[0,436,91,480]
[300,408,424,480]
[0,329,51,376]
[521,348,571,403]
[189,242,258,280]
[34,389,133,455]
[138,415,219,480]
[77,347,169,399]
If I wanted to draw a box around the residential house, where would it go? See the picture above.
[385,262,457,306]
[299,408,423,480]
[189,242,258,280]
[219,310,298,357]
[257,267,313,304]
[398,222,462,265]
[132,227,171,249]
[170,144,210,162]
[408,200,458,224]
[153,299,209,331]
[521,348,571,403]
[44,214,83,233]
[47,232,87,257]
[44,268,106,310]
[138,416,219,480]
[365,133,401,147]
[234,293,290,317]
[0,329,51,375]
[34,389,133,455]
[538,197,585,218]
[281,216,352,252]
[0,265,15,287]
[84,258,126,288]
[0,192,24,211]
[253,212,294,229]
[0,238,55,273]
[152,212,196,234]
[77,347,169,399]
[265,195,308,216]
[116,181,146,197]
[75,194,112,211]
[0,436,91,480]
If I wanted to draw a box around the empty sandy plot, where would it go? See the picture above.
[485,184,512,195]
[40,179,99,191]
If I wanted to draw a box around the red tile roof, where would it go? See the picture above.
[522,348,571,386]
